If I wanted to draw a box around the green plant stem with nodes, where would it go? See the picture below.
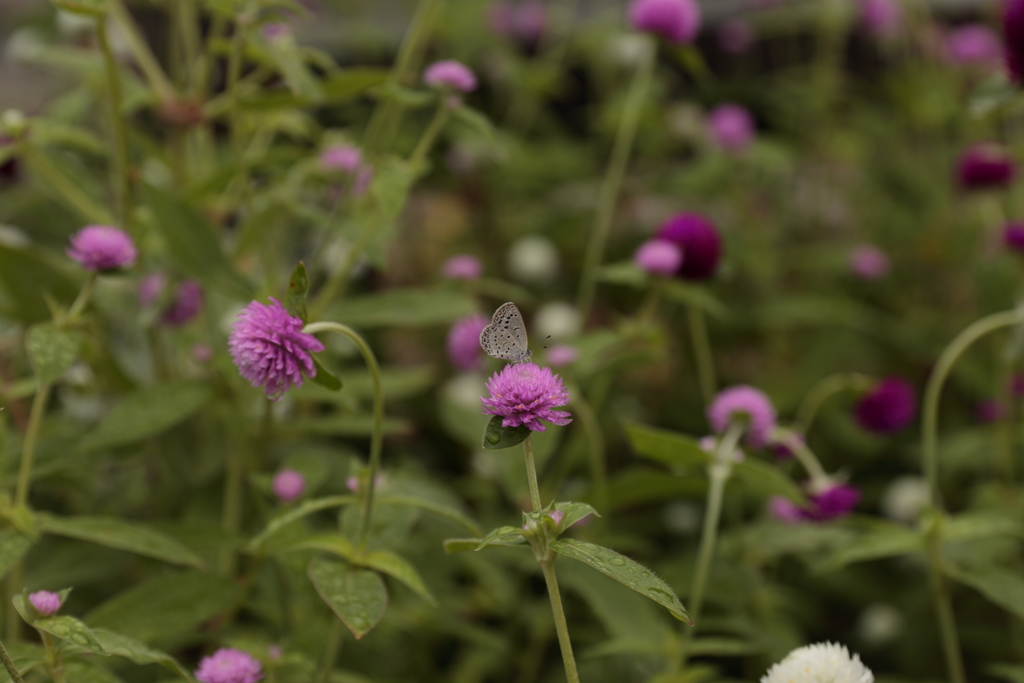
[408,100,451,170]
[303,323,384,551]
[40,631,66,683]
[674,421,744,672]
[687,303,716,406]
[315,618,346,683]
[108,0,176,102]
[577,37,656,318]
[15,384,50,511]
[95,18,133,233]
[523,435,542,512]
[0,638,24,683]
[794,372,873,433]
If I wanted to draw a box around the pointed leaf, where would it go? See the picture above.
[0,246,79,323]
[36,514,205,568]
[553,501,600,529]
[270,533,355,560]
[625,424,710,469]
[482,415,531,450]
[443,538,486,554]
[308,557,387,639]
[91,628,191,679]
[80,382,214,452]
[732,459,805,504]
[26,324,81,386]
[247,495,358,550]
[310,357,342,391]
[376,495,482,536]
[476,526,527,550]
[0,530,32,581]
[361,550,437,606]
[946,563,1024,621]
[818,524,923,571]
[12,594,108,656]
[550,539,690,624]
[284,262,309,323]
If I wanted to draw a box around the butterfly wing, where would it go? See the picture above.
[481,302,529,361]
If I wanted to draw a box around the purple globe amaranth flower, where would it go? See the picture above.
[137,272,166,307]
[629,0,701,44]
[717,19,754,54]
[849,244,890,280]
[707,104,755,152]
[320,144,363,173]
[859,0,902,37]
[448,314,489,372]
[1004,223,1024,253]
[976,399,1006,423]
[546,344,578,367]
[957,143,1017,190]
[488,1,546,46]
[481,362,572,432]
[947,24,1002,65]
[67,225,137,271]
[423,60,478,93]
[195,648,263,683]
[655,212,722,280]
[228,298,324,400]
[272,468,305,502]
[855,377,917,434]
[442,254,483,280]
[806,483,861,521]
[28,591,62,616]
[162,280,203,327]
[634,238,683,276]
[768,496,805,524]
[707,385,777,448]
[1004,0,1024,83]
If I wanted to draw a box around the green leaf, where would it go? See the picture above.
[58,660,121,683]
[141,184,252,298]
[475,526,527,551]
[482,415,531,450]
[284,262,309,323]
[550,539,690,624]
[451,106,496,145]
[945,513,1024,542]
[443,538,486,554]
[688,637,761,656]
[361,550,437,606]
[91,628,191,679]
[625,424,711,469]
[598,261,646,287]
[660,281,729,319]
[946,563,1024,621]
[85,571,242,642]
[0,245,79,323]
[732,459,805,504]
[25,323,81,386]
[376,495,482,536]
[817,524,923,571]
[988,663,1024,683]
[310,357,343,392]
[263,40,323,102]
[308,557,388,640]
[36,514,205,568]
[270,532,355,559]
[371,82,434,108]
[326,287,476,328]
[13,597,108,656]
[553,501,600,529]
[0,530,32,580]
[247,495,358,551]
[606,468,707,510]
[80,382,214,452]
[322,68,390,102]
[50,0,109,15]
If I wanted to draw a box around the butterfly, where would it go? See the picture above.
[479,302,533,363]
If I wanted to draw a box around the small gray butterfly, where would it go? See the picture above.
[479,302,533,363]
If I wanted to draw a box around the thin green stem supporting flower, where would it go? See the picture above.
[686,303,717,406]
[0,638,25,683]
[772,426,829,486]
[794,372,873,433]
[926,515,965,683]
[108,0,177,103]
[523,435,542,512]
[303,322,384,551]
[315,618,346,683]
[407,101,451,171]
[40,631,66,683]
[15,384,51,510]
[96,17,133,233]
[577,37,656,319]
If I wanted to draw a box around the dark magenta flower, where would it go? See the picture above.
[849,244,890,280]
[162,280,203,327]
[272,469,305,502]
[137,272,166,307]
[28,591,61,617]
[947,24,1002,65]
[67,225,137,271]
[976,399,1006,423]
[855,377,916,434]
[481,362,571,432]
[1004,0,1024,83]
[806,483,861,521]
[957,143,1016,190]
[707,104,755,152]
[1005,223,1024,253]
[655,212,722,280]
[442,254,483,280]
[707,385,777,448]
[228,298,324,400]
[447,314,489,372]
[423,60,478,92]
[488,1,546,45]
[634,238,683,275]
[195,648,263,683]
[629,0,701,43]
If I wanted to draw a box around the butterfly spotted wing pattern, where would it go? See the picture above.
[479,302,532,363]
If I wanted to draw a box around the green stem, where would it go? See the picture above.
[926,517,966,683]
[177,0,202,95]
[220,440,244,575]
[686,303,716,406]
[66,274,97,323]
[226,20,247,175]
[15,384,51,509]
[794,372,872,433]
[40,632,65,683]
[996,342,1016,482]
[303,323,384,551]
[4,563,20,641]
[539,557,580,683]
[772,426,829,487]
[314,618,345,683]
[22,147,113,225]
[0,638,25,683]
[108,0,177,102]
[95,17,132,233]
[577,37,655,318]
[407,101,450,170]
[522,434,542,512]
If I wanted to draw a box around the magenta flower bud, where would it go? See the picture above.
[137,272,166,307]
[423,60,478,93]
[707,103,754,152]
[547,509,564,525]
[272,469,305,502]
[488,1,546,45]
[634,238,683,276]
[855,377,916,434]
[28,590,62,616]
[447,314,489,372]
[859,0,902,37]
[546,344,578,367]
[629,0,701,44]
[320,144,363,174]
[849,244,890,280]
[655,212,722,280]
[707,385,777,448]
[768,496,805,524]
[1004,0,1024,83]
[67,225,137,271]
[1004,223,1024,253]
[975,399,1005,423]
[481,362,572,432]
[194,647,263,683]
[806,483,861,521]
[717,19,754,54]
[957,143,1016,190]
[162,280,203,327]
[228,298,325,400]
[946,24,1002,65]
[442,254,483,280]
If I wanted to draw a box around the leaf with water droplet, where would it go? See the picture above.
[360,549,437,606]
[475,526,528,551]
[482,415,531,450]
[308,557,387,639]
[552,501,600,530]
[28,613,108,656]
[550,539,691,624]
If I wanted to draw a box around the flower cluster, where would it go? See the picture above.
[424,60,478,93]
[481,362,572,431]
[272,469,305,503]
[194,648,263,683]
[67,225,137,271]
[448,314,489,372]
[761,642,873,683]
[629,0,701,44]
[855,377,916,434]
[655,213,722,281]
[28,590,62,616]
[707,385,776,448]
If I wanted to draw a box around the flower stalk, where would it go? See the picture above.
[0,638,24,683]
[95,16,133,234]
[687,303,716,406]
[795,372,873,433]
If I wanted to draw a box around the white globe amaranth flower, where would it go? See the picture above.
[761,642,873,683]
[880,476,929,523]
[507,235,559,284]
[533,301,581,340]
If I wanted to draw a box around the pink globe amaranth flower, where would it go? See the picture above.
[28,591,61,616]
[946,24,1002,65]
[629,0,701,44]
[195,647,263,683]
[1005,223,1024,253]
[488,1,546,45]
[481,362,572,432]
[859,0,902,37]
[447,314,489,372]
[442,254,483,280]
[855,377,917,434]
[67,225,137,271]
[162,280,203,327]
[547,509,564,525]
[137,272,166,307]
[1004,0,1024,83]
[707,385,776,448]
[707,104,755,152]
[634,238,683,276]
[423,60,478,93]
[228,298,324,400]
[320,144,363,174]
[849,244,890,280]
[546,344,578,367]
[272,468,305,502]
[768,496,805,524]
[976,399,1006,423]
[957,143,1016,190]
[717,19,754,54]
[655,213,722,280]
[806,483,861,521]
